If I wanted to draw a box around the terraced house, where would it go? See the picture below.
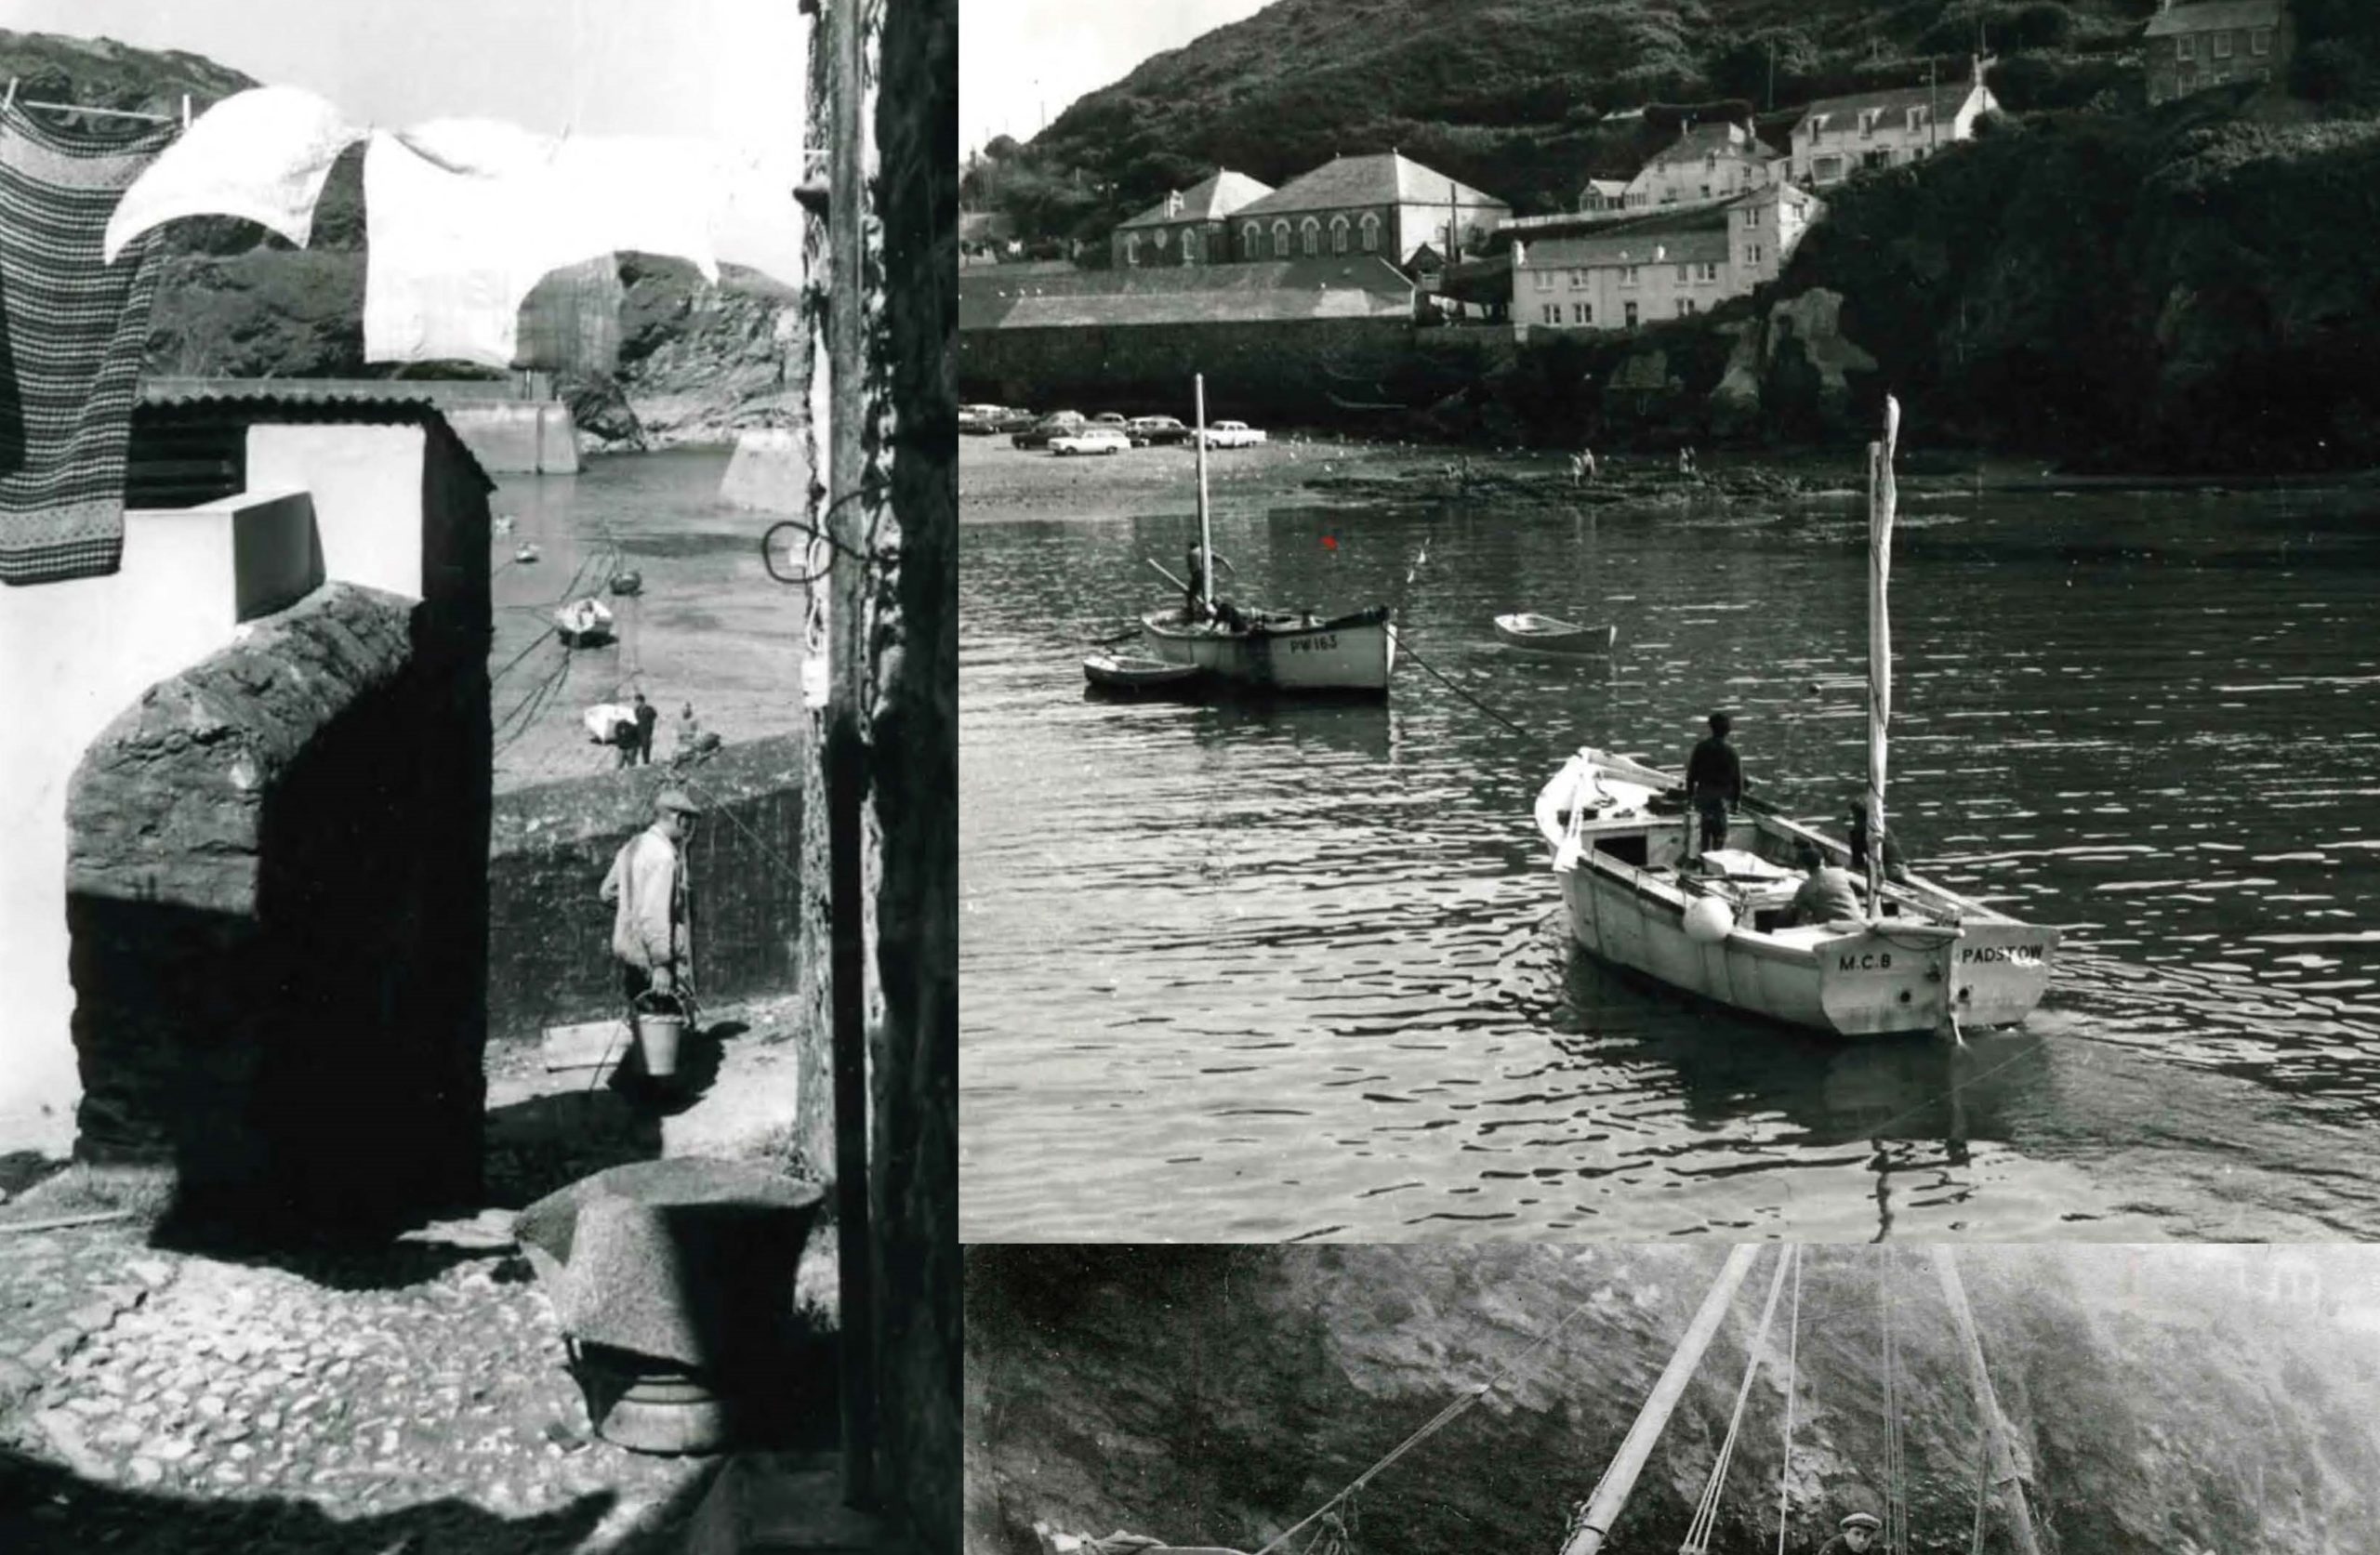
[1109,168,1275,268]
[1619,119,1784,210]
[1226,151,1510,267]
[2144,0,2291,104]
[1509,183,1821,338]
[1789,56,1998,187]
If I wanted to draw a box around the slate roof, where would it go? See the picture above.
[1642,122,1782,166]
[1236,152,1509,218]
[1794,81,1981,136]
[960,257,1415,329]
[2145,1,2283,37]
[1116,169,1275,230]
[1518,206,1732,270]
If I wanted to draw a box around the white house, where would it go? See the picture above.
[1620,120,1785,211]
[1509,183,1822,339]
[1790,58,1998,188]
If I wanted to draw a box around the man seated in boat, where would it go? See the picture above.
[1684,711,1744,856]
[1846,802,1910,884]
[1786,840,1863,928]
[1812,1510,1881,1555]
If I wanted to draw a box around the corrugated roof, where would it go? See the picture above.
[961,257,1414,329]
[2146,0,2283,37]
[1116,169,1276,230]
[1795,81,1979,133]
[133,383,496,491]
[1237,152,1509,218]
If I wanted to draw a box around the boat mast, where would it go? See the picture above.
[1865,394,1900,915]
[1195,373,1214,614]
[1927,1247,2043,1555]
[1559,1245,1765,1555]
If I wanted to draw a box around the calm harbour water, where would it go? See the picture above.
[961,470,2380,1242]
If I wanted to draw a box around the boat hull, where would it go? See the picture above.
[1084,652,1203,694]
[1141,605,1395,693]
[1539,751,2057,1038]
[1495,613,1616,655]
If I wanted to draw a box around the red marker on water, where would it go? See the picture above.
[1321,533,1339,551]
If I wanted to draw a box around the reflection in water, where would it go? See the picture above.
[962,482,2380,1241]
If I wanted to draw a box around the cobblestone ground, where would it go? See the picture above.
[0,1004,825,1553]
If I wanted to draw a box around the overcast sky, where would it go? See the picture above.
[961,0,1272,156]
[0,0,805,152]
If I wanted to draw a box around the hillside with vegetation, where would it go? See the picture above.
[2,28,796,448]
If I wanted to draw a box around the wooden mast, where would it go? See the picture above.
[1927,1248,2043,1555]
[1195,373,1214,613]
[1559,1245,1765,1555]
[1866,394,1899,915]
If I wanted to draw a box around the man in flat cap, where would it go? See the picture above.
[1814,1510,1882,1555]
[601,787,704,1039]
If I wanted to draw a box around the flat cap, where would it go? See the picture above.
[654,788,704,815]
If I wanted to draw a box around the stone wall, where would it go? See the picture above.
[66,581,490,1233]
[485,735,807,1041]
[958,315,1418,420]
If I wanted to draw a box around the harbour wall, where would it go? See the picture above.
[959,317,1420,421]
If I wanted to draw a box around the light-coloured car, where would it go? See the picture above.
[1050,427,1131,456]
[1197,419,1268,449]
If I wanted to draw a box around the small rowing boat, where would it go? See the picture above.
[1083,652,1203,694]
[1495,612,1617,655]
[555,597,615,647]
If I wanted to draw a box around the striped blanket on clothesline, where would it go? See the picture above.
[0,102,174,586]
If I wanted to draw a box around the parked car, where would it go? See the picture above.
[960,402,1023,434]
[1012,412,1087,449]
[1090,412,1130,428]
[1197,419,1269,449]
[1126,415,1191,446]
[1050,427,1131,456]
[989,407,1038,432]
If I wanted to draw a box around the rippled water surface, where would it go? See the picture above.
[961,475,2380,1241]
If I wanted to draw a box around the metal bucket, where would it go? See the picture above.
[631,993,688,1078]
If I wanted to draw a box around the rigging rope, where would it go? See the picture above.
[1247,1284,1620,1555]
[1775,1245,1801,1555]
[1969,1416,1991,1555]
[1679,1246,1793,1555]
[1882,1250,1909,1555]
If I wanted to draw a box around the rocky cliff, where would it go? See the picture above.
[3,29,797,448]
[967,1246,2380,1555]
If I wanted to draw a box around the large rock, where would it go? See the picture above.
[1705,288,1880,436]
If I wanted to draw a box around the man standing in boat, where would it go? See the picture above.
[1847,800,1910,884]
[1812,1510,1881,1555]
[1685,711,1744,856]
[1184,542,1208,621]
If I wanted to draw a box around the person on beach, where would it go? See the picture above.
[1684,711,1743,855]
[633,692,658,766]
[601,789,702,1065]
[612,717,640,770]
[1812,1512,1881,1555]
[676,703,701,761]
[1788,839,1864,927]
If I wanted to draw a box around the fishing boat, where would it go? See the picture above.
[1533,399,2057,1039]
[555,597,615,647]
[1083,652,1203,695]
[1138,375,1396,696]
[1494,612,1617,655]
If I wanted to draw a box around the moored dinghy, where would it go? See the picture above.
[1083,651,1203,694]
[1533,398,2057,1038]
[1495,612,1617,655]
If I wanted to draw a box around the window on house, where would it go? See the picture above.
[1675,263,1690,283]
[1699,183,1712,199]
[2176,35,2195,61]
[1183,230,1200,263]
[1574,302,1592,324]
[1300,219,1319,257]
[1124,235,1139,266]
[1680,297,1698,317]
[1661,188,1678,204]
[1331,217,1348,255]
[2213,30,2234,59]
[1705,152,1716,170]
[1745,243,1764,266]
[1359,214,1380,253]
[1242,222,1260,258]
[1815,155,1843,182]
[2252,27,2271,55]
[1272,221,1290,258]
[1864,149,1890,169]
[1624,299,1638,329]
[1699,262,1719,283]
[1621,266,1639,287]
[1543,304,1558,324]
[1741,208,1757,229]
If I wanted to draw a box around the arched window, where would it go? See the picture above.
[1300,217,1320,257]
[1182,228,1200,264]
[1272,219,1291,258]
[1124,233,1140,267]
[1359,212,1381,253]
[1152,227,1169,250]
[1241,221,1260,259]
[1329,216,1350,255]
